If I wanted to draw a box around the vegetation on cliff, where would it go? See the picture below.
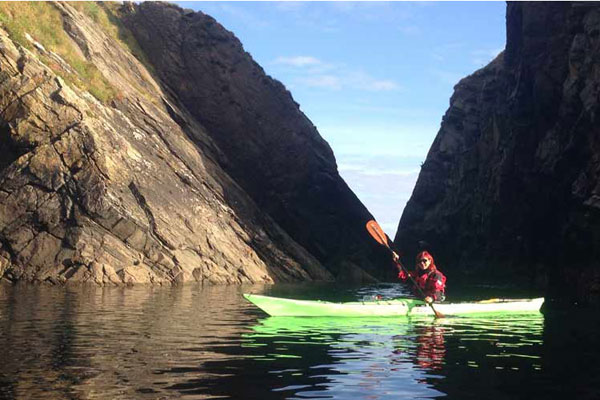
[0,1,383,285]
[0,2,116,102]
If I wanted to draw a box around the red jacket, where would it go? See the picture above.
[398,267,446,302]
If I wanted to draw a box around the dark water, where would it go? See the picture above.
[0,283,598,400]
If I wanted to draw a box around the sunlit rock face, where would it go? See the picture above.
[121,2,387,279]
[0,2,385,285]
[396,2,600,305]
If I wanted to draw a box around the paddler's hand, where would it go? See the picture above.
[424,296,433,304]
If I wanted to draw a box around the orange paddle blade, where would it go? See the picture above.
[365,220,389,247]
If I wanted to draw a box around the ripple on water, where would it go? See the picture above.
[0,283,598,399]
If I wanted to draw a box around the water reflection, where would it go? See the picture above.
[0,284,265,399]
[0,283,597,399]
[246,313,544,399]
[408,324,446,370]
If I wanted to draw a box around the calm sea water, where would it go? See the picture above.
[0,282,598,400]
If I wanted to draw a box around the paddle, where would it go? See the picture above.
[365,219,445,318]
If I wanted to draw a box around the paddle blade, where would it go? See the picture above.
[366,220,389,247]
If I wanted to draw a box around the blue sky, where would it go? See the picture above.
[178,1,506,234]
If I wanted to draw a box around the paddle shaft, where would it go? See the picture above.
[366,220,444,318]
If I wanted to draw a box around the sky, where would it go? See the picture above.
[178,1,506,235]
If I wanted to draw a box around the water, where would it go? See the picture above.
[0,283,598,400]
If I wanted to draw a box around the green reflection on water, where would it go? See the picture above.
[249,316,411,336]
[240,312,546,399]
[248,313,544,338]
[244,313,545,374]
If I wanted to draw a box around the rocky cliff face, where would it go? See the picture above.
[0,2,381,285]
[120,3,384,278]
[396,2,600,305]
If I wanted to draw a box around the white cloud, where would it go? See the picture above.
[274,56,323,67]
[338,164,420,180]
[336,154,422,235]
[358,168,421,177]
[318,124,435,158]
[272,56,401,93]
[299,75,342,90]
[366,79,400,92]
[345,70,401,92]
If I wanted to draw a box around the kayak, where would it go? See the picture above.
[243,293,544,317]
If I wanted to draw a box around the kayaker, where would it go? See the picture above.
[392,250,446,303]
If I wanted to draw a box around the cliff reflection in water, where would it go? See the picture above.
[1,283,597,399]
[0,284,264,399]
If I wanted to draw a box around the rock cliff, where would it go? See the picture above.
[0,2,382,285]
[120,2,384,278]
[396,2,600,305]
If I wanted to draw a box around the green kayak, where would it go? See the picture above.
[243,293,544,317]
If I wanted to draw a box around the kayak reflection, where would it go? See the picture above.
[249,315,409,336]
[247,312,544,371]
[244,313,545,398]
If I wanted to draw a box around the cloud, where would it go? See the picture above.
[336,154,422,235]
[272,56,401,92]
[271,56,336,75]
[342,71,400,91]
[318,124,436,158]
[338,165,421,177]
[299,75,342,90]
[366,79,400,92]
[274,56,323,67]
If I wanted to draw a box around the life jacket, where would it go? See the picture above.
[397,251,446,301]
[413,268,446,302]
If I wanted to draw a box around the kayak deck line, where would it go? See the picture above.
[243,293,545,317]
